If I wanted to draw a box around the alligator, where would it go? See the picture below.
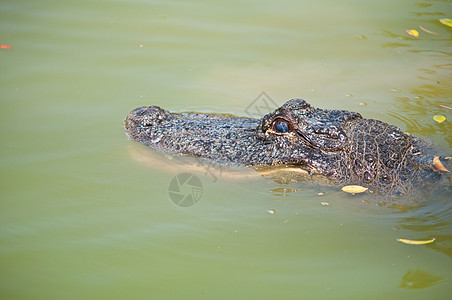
[124,99,450,198]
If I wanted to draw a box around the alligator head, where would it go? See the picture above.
[125,99,449,196]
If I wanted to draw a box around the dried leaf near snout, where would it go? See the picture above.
[341,185,368,194]
[433,156,449,172]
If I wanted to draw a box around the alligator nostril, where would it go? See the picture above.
[363,171,373,183]
[354,159,363,169]
[380,174,391,184]
[391,153,400,160]
[365,154,375,163]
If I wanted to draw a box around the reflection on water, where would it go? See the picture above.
[400,269,443,289]
[388,102,451,150]
[381,2,452,150]
[392,69,452,149]
[269,187,300,197]
[412,64,452,103]
[395,200,452,258]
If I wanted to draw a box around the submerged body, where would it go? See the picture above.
[124,99,449,198]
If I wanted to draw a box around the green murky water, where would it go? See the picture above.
[1,0,451,299]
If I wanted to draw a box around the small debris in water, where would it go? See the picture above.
[358,102,367,106]
[317,192,325,196]
[270,187,298,196]
[267,209,276,215]
[321,201,332,206]
[419,25,439,35]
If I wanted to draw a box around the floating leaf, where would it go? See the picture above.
[397,237,436,245]
[433,156,449,172]
[419,25,439,35]
[439,18,452,27]
[0,45,13,49]
[405,29,419,37]
[341,185,368,194]
[433,115,446,123]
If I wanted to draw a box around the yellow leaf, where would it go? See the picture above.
[433,156,449,172]
[405,29,419,37]
[341,185,368,194]
[397,237,436,245]
[439,18,452,27]
[433,115,446,123]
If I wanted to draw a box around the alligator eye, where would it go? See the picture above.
[274,119,289,133]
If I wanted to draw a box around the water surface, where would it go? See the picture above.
[1,0,451,299]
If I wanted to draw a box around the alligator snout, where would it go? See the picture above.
[124,106,170,142]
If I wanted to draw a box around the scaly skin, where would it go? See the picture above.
[124,99,449,197]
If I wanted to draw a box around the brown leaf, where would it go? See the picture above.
[433,156,449,172]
